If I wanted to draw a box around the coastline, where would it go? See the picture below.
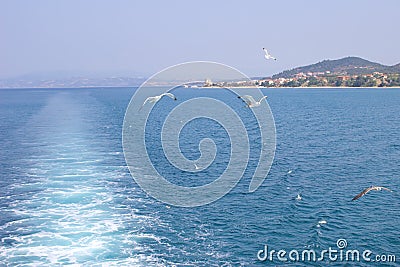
[1,85,400,90]
[199,86,400,89]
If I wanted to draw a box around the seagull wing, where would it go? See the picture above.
[239,95,256,105]
[258,95,268,103]
[163,93,177,100]
[380,186,393,192]
[352,187,373,201]
[263,48,277,60]
[138,97,152,111]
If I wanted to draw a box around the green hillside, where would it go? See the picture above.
[273,57,399,78]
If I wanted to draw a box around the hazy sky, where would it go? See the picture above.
[1,0,399,79]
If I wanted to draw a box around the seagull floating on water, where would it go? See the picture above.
[238,95,268,108]
[263,48,277,61]
[296,194,302,201]
[139,93,177,111]
[352,186,392,201]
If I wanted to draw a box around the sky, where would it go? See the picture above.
[1,0,400,79]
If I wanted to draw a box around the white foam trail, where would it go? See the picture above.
[0,93,142,265]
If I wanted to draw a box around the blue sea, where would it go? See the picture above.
[0,87,399,266]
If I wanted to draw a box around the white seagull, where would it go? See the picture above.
[263,48,277,61]
[139,93,177,111]
[317,220,327,227]
[238,95,268,108]
[352,186,392,201]
[194,163,200,170]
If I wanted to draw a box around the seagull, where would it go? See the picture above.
[296,194,302,201]
[194,163,200,170]
[238,95,268,108]
[139,93,177,111]
[263,48,277,61]
[352,186,392,201]
[317,220,327,227]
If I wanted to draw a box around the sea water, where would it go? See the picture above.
[0,88,399,266]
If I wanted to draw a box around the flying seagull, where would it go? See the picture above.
[352,186,392,201]
[139,93,177,111]
[263,48,277,61]
[238,95,268,108]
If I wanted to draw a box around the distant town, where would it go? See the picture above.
[202,71,400,88]
[204,56,400,88]
[1,56,399,88]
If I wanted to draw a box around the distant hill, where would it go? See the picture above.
[273,57,400,78]
[391,63,400,73]
[0,76,146,88]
